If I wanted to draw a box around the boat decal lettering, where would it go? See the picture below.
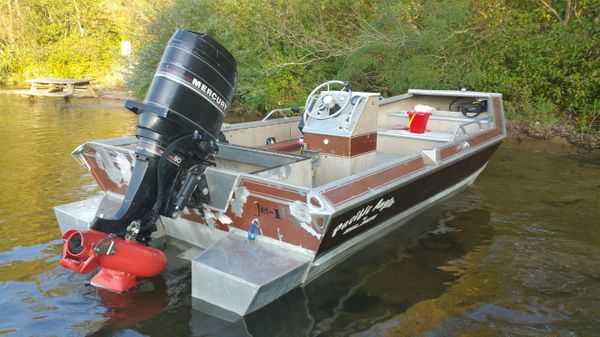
[155,62,229,115]
[253,201,281,219]
[332,197,395,237]
[191,77,228,111]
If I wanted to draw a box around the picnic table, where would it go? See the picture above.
[22,78,99,98]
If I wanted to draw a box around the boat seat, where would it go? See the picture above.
[257,139,303,152]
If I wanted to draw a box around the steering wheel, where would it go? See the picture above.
[304,80,352,121]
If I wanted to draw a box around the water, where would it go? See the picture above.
[0,95,599,336]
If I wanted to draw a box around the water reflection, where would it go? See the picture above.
[0,96,137,252]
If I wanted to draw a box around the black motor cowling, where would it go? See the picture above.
[91,30,237,241]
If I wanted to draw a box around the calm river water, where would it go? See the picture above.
[0,94,599,337]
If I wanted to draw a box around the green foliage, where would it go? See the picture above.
[0,0,167,86]
[44,34,118,78]
[469,0,600,131]
[128,0,598,132]
[127,0,374,111]
[2,0,598,132]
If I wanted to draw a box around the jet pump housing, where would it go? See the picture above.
[90,30,237,241]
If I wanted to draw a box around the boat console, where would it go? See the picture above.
[300,81,380,185]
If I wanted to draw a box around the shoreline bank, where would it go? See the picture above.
[2,88,598,150]
[507,120,599,151]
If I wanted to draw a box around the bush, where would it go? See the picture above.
[0,0,166,86]
[2,0,597,133]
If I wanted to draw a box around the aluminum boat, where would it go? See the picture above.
[54,30,506,316]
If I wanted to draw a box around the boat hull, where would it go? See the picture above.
[54,89,506,316]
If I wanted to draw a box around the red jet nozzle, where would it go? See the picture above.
[60,229,167,292]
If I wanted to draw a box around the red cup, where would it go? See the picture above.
[407,111,431,133]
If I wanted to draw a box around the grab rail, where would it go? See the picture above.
[450,115,494,141]
[262,107,304,122]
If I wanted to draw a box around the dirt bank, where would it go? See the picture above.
[507,120,599,151]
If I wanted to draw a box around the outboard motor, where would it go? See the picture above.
[60,30,237,292]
